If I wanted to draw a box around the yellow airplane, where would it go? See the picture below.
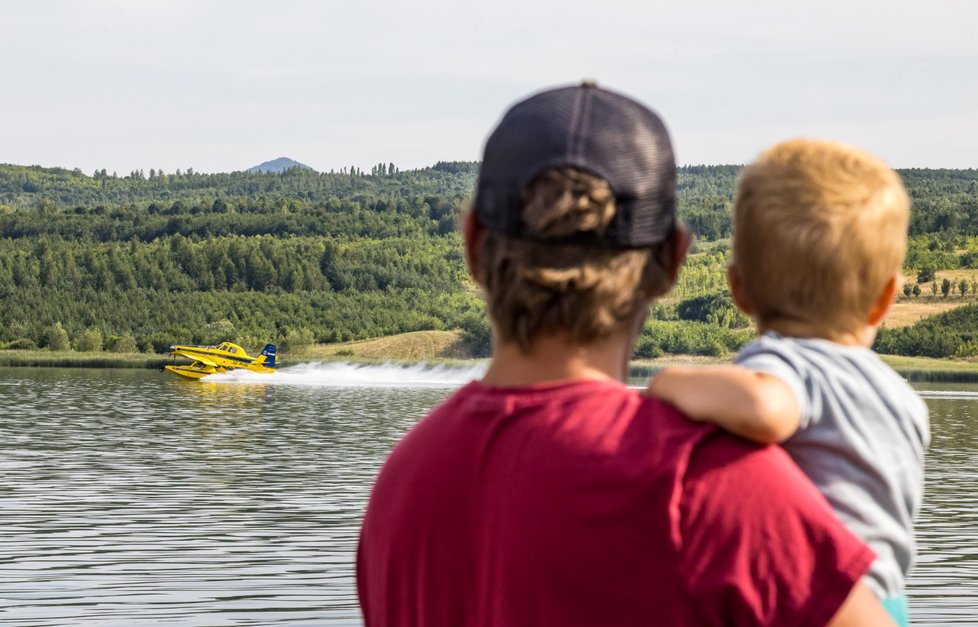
[163,341,277,380]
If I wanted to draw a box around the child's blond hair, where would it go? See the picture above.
[732,139,909,336]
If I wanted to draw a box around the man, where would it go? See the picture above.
[358,82,893,626]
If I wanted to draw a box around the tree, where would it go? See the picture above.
[902,284,913,298]
[912,284,921,297]
[942,278,952,298]
[931,281,939,296]
[107,334,138,353]
[960,279,969,298]
[45,322,70,351]
[280,326,315,354]
[74,328,103,352]
[917,266,935,283]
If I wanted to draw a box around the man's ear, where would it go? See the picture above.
[462,210,484,286]
[727,264,754,317]
[868,272,901,327]
[655,225,690,296]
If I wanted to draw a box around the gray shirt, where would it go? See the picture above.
[737,332,930,598]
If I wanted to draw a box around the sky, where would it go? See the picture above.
[2,0,977,174]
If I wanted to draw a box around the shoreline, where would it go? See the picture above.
[4,349,978,382]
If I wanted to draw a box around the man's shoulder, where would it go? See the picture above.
[677,431,875,625]
[683,428,811,491]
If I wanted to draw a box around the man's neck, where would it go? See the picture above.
[481,331,633,387]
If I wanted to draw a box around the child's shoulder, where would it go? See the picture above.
[738,332,928,429]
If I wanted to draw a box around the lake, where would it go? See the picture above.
[1,364,975,625]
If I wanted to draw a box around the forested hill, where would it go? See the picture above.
[0,161,479,213]
[246,157,315,174]
[3,163,977,242]
[1,161,977,358]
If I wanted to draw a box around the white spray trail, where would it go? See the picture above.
[915,390,978,400]
[202,361,487,388]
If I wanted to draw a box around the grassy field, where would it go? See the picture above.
[301,330,468,361]
[0,350,165,369]
[879,354,978,381]
[886,300,963,328]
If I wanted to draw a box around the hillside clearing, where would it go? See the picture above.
[886,301,965,328]
[305,330,468,361]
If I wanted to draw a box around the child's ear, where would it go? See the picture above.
[727,265,754,316]
[868,272,901,327]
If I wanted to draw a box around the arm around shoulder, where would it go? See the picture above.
[647,365,800,443]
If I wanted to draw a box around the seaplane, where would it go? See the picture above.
[163,341,277,380]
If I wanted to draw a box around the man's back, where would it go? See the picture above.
[358,379,873,626]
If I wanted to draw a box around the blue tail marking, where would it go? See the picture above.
[260,344,277,368]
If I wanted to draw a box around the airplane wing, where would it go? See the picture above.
[172,350,219,367]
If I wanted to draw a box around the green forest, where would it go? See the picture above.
[2,161,978,359]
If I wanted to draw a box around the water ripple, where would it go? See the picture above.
[0,367,450,625]
[1,368,975,624]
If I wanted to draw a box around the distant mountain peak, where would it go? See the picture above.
[246,157,315,173]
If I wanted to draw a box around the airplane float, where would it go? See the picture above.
[163,341,277,380]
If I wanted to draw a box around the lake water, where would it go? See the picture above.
[1,364,975,625]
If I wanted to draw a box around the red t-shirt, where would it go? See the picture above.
[358,379,873,626]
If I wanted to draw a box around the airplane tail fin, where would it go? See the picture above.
[259,343,277,368]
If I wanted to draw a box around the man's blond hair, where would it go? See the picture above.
[733,139,909,336]
[477,168,674,351]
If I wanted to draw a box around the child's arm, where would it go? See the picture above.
[647,365,801,444]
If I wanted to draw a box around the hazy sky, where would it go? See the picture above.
[3,0,977,174]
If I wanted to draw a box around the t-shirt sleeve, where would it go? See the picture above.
[678,433,875,627]
[736,342,815,429]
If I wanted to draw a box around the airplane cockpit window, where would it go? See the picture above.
[228,347,237,353]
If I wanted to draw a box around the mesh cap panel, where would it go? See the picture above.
[475,83,676,248]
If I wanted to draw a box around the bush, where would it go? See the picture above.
[74,328,103,352]
[675,292,750,329]
[44,322,70,351]
[140,333,173,354]
[111,335,138,353]
[634,320,752,358]
[456,312,492,358]
[4,338,37,350]
[280,326,315,354]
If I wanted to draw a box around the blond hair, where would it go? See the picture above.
[477,168,674,351]
[733,139,909,336]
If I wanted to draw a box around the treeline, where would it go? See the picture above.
[5,164,977,244]
[2,161,977,358]
[0,161,478,210]
[876,305,978,358]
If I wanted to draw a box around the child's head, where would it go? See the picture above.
[732,138,909,337]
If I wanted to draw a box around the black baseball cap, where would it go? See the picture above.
[474,81,676,248]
